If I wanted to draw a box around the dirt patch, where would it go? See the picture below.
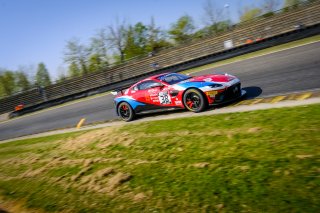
[247,127,262,133]
[21,167,47,178]
[133,192,147,202]
[192,162,209,168]
[60,128,115,151]
[96,132,136,148]
[71,167,92,181]
[59,126,137,151]
[296,154,313,159]
[237,165,250,171]
[74,168,132,195]
[141,129,247,139]
[108,172,132,191]
[1,154,44,166]
[127,159,158,165]
[215,203,224,210]
[0,196,44,213]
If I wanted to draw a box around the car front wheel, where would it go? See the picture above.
[183,89,207,112]
[118,102,135,122]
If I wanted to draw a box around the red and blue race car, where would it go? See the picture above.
[113,72,246,121]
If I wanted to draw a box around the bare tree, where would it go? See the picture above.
[262,0,281,13]
[91,28,109,62]
[64,38,89,76]
[239,7,262,22]
[107,19,128,63]
[202,0,224,27]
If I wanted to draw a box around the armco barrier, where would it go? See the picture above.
[1,1,320,115]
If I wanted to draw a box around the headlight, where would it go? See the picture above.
[209,83,223,88]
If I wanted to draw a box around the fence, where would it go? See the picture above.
[1,1,320,114]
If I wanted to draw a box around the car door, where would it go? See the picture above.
[129,80,163,112]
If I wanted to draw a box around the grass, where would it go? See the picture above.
[0,104,319,212]
[182,34,320,74]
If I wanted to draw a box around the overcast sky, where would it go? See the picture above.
[0,0,284,80]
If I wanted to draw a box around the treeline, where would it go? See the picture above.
[0,0,314,98]
[62,0,313,79]
[0,63,51,97]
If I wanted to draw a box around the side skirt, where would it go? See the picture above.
[136,107,183,115]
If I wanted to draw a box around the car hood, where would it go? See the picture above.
[189,74,236,83]
[173,74,239,90]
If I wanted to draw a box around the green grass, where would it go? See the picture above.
[0,104,319,212]
[182,34,320,74]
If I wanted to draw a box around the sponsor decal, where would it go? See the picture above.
[175,100,182,105]
[145,94,151,102]
[203,78,212,82]
[148,88,158,93]
[206,91,218,96]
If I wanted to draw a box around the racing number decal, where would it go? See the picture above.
[158,92,171,104]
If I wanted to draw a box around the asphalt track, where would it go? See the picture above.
[0,42,320,141]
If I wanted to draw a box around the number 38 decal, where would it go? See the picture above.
[158,92,171,104]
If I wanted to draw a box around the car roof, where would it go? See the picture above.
[131,72,184,88]
[133,73,171,84]
[145,72,171,80]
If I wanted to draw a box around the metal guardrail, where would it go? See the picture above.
[1,1,320,115]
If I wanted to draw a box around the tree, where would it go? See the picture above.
[0,70,16,96]
[56,66,67,83]
[146,17,171,52]
[124,22,149,59]
[90,29,109,69]
[68,62,81,77]
[168,15,195,44]
[262,0,280,13]
[284,0,301,8]
[240,7,262,22]
[64,38,89,76]
[88,54,103,73]
[194,20,230,38]
[15,71,30,91]
[201,0,226,35]
[35,63,51,87]
[108,19,128,63]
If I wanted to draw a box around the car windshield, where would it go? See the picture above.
[157,73,191,85]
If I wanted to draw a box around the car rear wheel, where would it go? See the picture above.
[183,89,207,112]
[118,102,135,122]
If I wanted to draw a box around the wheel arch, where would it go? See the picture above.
[182,87,208,108]
[116,100,133,115]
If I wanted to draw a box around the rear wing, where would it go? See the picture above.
[110,86,129,96]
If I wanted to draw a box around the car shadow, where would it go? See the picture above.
[243,86,263,99]
[206,86,263,111]
[134,86,263,120]
[134,108,186,121]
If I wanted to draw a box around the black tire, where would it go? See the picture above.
[117,102,135,122]
[183,89,207,112]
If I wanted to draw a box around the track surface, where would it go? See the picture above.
[0,42,320,141]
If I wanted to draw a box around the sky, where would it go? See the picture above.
[0,0,283,80]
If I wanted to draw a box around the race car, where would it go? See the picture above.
[113,72,246,121]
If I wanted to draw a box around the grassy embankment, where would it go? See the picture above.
[0,104,319,212]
